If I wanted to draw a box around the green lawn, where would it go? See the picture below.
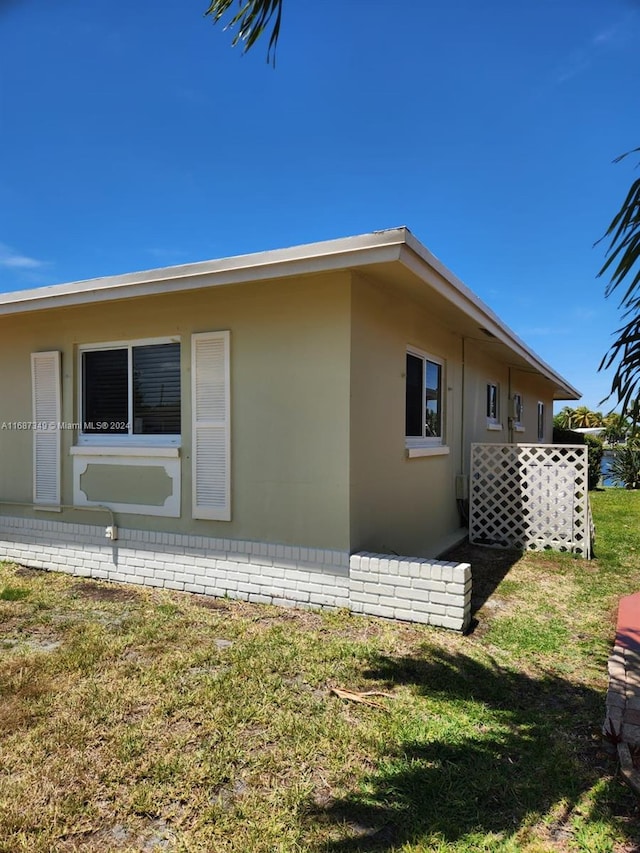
[1,490,639,852]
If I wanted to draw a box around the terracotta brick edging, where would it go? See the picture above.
[604,592,640,795]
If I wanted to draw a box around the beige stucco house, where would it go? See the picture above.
[0,228,580,630]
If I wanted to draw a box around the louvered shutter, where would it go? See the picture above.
[31,351,61,506]
[191,332,230,520]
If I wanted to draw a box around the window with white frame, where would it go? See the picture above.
[512,393,524,431]
[486,382,501,429]
[537,401,545,441]
[79,338,181,444]
[405,349,444,446]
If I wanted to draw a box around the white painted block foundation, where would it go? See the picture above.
[0,516,472,631]
[349,552,472,631]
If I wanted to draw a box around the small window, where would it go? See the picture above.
[486,383,501,429]
[512,393,524,431]
[406,349,444,446]
[537,401,545,442]
[80,339,181,444]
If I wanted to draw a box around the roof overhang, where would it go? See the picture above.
[0,226,580,400]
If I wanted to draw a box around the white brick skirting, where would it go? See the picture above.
[350,552,471,631]
[0,516,471,631]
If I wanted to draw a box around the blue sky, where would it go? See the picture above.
[1,0,638,412]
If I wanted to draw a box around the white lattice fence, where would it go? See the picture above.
[469,444,592,558]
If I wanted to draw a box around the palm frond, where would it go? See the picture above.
[204,0,283,64]
[598,148,640,415]
[599,316,640,412]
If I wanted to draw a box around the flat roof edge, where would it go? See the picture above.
[398,239,581,401]
[0,226,581,400]
[0,228,410,315]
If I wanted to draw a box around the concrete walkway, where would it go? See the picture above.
[604,591,640,793]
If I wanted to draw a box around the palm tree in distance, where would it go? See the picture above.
[603,412,629,445]
[554,407,576,429]
[571,407,602,429]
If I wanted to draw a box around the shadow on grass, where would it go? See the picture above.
[306,648,637,852]
[442,541,523,629]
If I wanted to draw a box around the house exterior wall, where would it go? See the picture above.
[347,274,560,559]
[349,273,465,558]
[460,342,556,475]
[0,272,353,551]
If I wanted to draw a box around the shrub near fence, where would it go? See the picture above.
[553,428,603,490]
[609,443,640,489]
[585,435,605,490]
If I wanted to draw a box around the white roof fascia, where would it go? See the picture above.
[399,234,581,400]
[0,225,580,399]
[0,229,407,317]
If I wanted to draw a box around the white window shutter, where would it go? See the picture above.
[191,331,230,520]
[31,351,61,506]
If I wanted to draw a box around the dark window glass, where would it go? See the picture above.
[132,343,181,434]
[83,349,128,433]
[425,360,442,437]
[487,384,498,420]
[83,343,181,436]
[537,402,544,441]
[405,354,423,436]
[514,394,523,422]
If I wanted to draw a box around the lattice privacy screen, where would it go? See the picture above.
[469,443,592,558]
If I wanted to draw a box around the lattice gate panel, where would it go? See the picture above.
[469,444,591,558]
